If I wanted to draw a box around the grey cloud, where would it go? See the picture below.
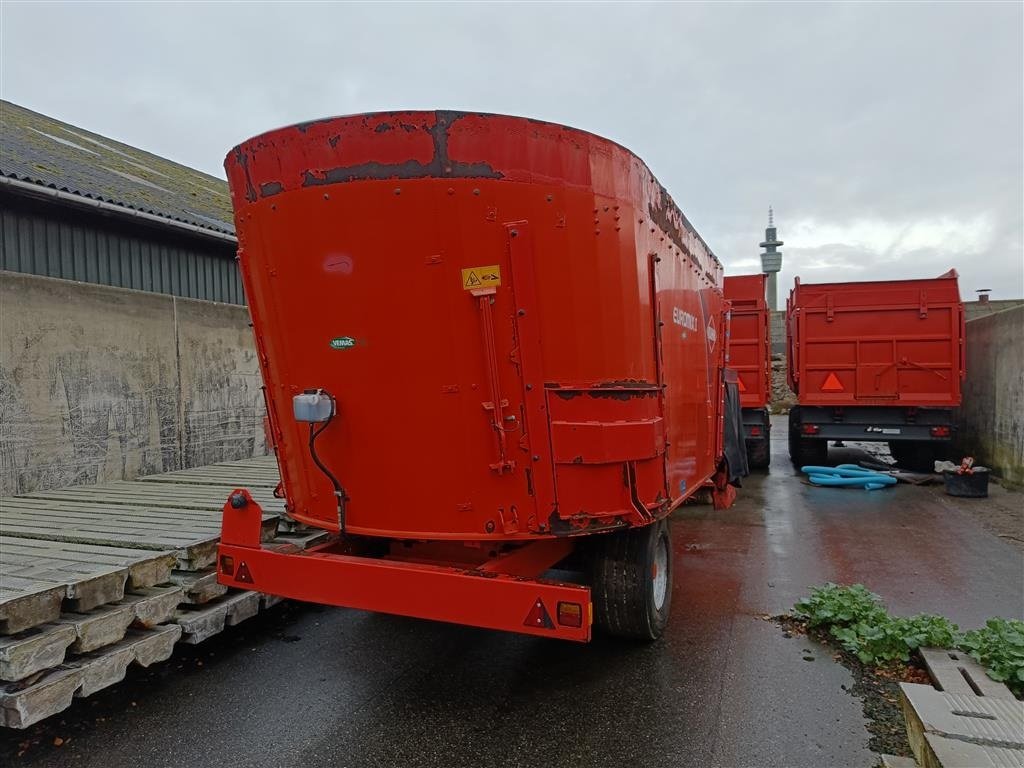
[1,1,1020,297]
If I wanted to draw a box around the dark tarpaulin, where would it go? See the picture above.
[722,380,749,484]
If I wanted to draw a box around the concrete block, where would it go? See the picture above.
[0,623,77,682]
[171,568,228,605]
[120,585,184,628]
[901,681,1024,768]
[224,591,260,626]
[0,577,66,635]
[130,624,182,667]
[924,733,1023,768]
[58,602,135,653]
[0,667,83,728]
[175,601,228,645]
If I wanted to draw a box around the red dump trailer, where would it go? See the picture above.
[786,270,965,470]
[216,111,745,642]
[724,274,772,468]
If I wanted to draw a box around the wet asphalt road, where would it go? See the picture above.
[5,418,1022,767]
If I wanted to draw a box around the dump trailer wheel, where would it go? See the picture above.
[747,433,771,469]
[795,437,828,467]
[591,519,672,640]
[889,441,936,472]
[788,411,801,466]
[788,408,827,467]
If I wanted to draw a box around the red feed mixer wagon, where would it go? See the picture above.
[723,274,772,468]
[217,111,746,642]
[786,270,965,470]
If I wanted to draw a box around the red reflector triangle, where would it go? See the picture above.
[523,598,555,630]
[821,372,844,392]
[737,378,747,392]
[236,561,254,584]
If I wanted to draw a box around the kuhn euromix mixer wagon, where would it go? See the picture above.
[217,111,744,642]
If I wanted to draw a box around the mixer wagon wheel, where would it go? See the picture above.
[590,518,672,640]
[747,434,771,469]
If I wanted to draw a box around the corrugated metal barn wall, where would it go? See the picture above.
[0,193,243,304]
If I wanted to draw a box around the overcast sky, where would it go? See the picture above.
[2,2,1021,299]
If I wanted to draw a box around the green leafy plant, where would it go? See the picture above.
[831,614,959,664]
[959,618,1024,696]
[792,584,1021,698]
[793,583,886,629]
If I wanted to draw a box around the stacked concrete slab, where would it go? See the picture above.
[896,648,1024,767]
[0,455,321,728]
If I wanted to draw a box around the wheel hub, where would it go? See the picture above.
[652,535,668,611]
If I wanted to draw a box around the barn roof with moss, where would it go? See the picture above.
[0,100,234,236]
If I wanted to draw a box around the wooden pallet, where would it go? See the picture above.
[900,647,1024,768]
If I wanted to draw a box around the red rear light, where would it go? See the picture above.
[930,426,951,437]
[557,601,583,628]
[219,555,234,575]
[802,424,820,435]
[749,426,761,437]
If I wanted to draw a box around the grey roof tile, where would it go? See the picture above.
[0,100,235,236]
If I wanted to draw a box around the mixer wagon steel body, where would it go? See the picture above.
[217,111,740,642]
[723,274,772,468]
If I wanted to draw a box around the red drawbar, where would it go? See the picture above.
[218,491,591,642]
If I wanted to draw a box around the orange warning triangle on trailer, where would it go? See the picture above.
[523,598,555,630]
[737,378,747,392]
[821,372,844,392]
[236,561,254,583]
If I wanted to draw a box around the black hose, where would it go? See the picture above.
[307,400,348,534]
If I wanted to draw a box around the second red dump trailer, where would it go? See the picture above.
[724,274,772,468]
[217,111,746,642]
[786,270,965,470]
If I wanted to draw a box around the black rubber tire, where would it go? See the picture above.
[788,409,801,466]
[591,518,672,640]
[889,441,936,472]
[887,441,902,465]
[747,434,771,469]
[788,407,827,467]
[796,437,828,467]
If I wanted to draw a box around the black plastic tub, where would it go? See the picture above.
[943,468,989,498]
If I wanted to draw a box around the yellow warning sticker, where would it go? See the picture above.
[461,265,501,290]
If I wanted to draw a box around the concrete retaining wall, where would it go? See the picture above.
[958,305,1024,486]
[0,271,266,494]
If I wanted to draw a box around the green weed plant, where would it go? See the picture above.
[793,584,1023,696]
